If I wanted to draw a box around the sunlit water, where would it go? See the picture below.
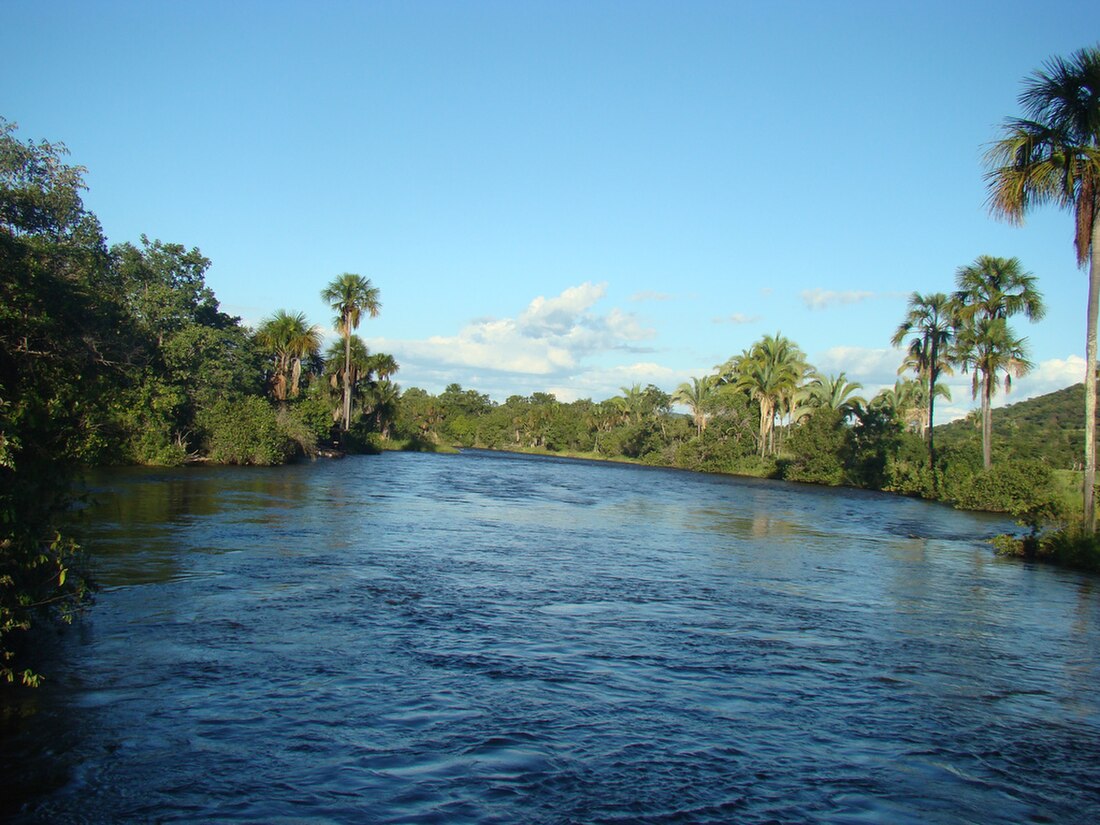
[3,450,1099,823]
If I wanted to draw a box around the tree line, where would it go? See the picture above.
[0,117,396,685]
[3,43,1099,686]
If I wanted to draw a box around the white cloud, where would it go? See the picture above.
[714,312,761,325]
[801,288,875,310]
[560,362,687,402]
[369,283,659,395]
[997,355,1085,405]
[629,290,674,302]
[518,282,607,336]
[815,346,901,387]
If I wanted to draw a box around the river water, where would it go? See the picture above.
[3,450,1099,823]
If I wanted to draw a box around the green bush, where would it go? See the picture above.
[883,433,933,497]
[128,427,188,466]
[1040,524,1100,571]
[782,409,847,486]
[955,460,1063,532]
[197,397,291,465]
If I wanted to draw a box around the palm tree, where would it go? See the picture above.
[256,310,322,402]
[618,384,646,423]
[673,375,716,436]
[985,44,1100,526]
[367,352,399,382]
[955,317,1033,470]
[366,379,401,440]
[324,336,371,422]
[796,371,866,422]
[723,333,805,456]
[321,273,381,435]
[953,255,1045,324]
[953,255,1044,469]
[892,292,956,473]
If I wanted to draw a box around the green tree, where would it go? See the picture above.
[952,256,1043,469]
[796,371,866,422]
[321,273,381,437]
[110,236,259,463]
[783,408,849,485]
[953,255,1045,324]
[892,292,956,473]
[673,376,716,436]
[722,333,806,456]
[256,310,322,401]
[112,236,219,346]
[955,317,1033,469]
[1,119,106,684]
[985,44,1100,527]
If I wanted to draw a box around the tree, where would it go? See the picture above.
[673,376,715,435]
[953,255,1045,324]
[892,292,956,473]
[722,333,806,456]
[109,236,259,463]
[321,273,381,436]
[952,255,1044,469]
[1,119,105,684]
[256,310,322,401]
[955,317,1033,469]
[796,371,866,422]
[985,44,1100,527]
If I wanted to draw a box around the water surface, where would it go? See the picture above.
[4,451,1099,822]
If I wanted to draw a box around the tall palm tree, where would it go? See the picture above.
[618,384,646,423]
[724,333,805,456]
[985,44,1100,526]
[953,255,1045,324]
[672,375,715,435]
[321,273,381,435]
[324,336,371,422]
[892,292,956,472]
[953,255,1044,469]
[256,310,322,402]
[955,317,1033,469]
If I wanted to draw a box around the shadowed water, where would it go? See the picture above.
[3,450,1099,822]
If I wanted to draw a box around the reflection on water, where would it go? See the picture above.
[3,450,1100,823]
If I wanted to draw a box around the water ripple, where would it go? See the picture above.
[4,452,1100,823]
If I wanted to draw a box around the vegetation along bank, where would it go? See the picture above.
[3,44,1100,686]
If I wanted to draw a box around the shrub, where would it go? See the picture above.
[883,433,933,497]
[955,460,1063,533]
[197,397,291,465]
[783,409,848,486]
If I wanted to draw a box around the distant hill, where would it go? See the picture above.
[935,383,1094,470]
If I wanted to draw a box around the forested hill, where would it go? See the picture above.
[936,383,1094,470]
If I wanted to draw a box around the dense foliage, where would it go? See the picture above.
[0,119,399,685]
[7,44,1100,684]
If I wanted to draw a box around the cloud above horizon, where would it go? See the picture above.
[629,290,674,303]
[714,312,761,325]
[369,283,659,395]
[801,288,876,310]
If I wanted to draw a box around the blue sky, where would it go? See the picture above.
[6,1,1100,419]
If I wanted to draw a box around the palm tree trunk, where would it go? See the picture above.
[342,316,352,434]
[290,358,302,399]
[982,374,993,471]
[1084,219,1100,530]
[927,368,937,476]
[758,399,770,457]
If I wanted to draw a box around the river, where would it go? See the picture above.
[3,450,1099,823]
